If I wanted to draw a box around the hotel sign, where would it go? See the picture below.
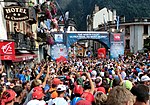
[3,6,29,21]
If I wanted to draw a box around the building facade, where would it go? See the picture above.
[88,5,150,54]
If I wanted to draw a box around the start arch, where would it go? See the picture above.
[66,31,110,49]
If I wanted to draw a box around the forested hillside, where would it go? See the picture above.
[57,0,150,30]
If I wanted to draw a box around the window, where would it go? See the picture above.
[125,26,130,35]
[125,39,130,49]
[6,21,10,33]
[143,25,148,35]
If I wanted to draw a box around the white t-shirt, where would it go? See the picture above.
[121,71,126,80]
[27,99,46,105]
[48,97,68,105]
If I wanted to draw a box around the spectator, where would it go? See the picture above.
[48,85,68,105]
[106,86,136,105]
[12,86,23,105]
[94,91,107,105]
[76,100,92,105]
[49,78,61,99]
[27,86,46,105]
[0,89,16,105]
[19,70,26,83]
[131,84,149,105]
[140,75,150,86]
[71,85,83,105]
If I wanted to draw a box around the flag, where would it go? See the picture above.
[116,16,120,30]
[59,15,64,24]
[65,11,69,21]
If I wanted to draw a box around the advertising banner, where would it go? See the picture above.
[110,33,124,59]
[110,42,124,58]
[0,41,15,60]
[67,32,109,48]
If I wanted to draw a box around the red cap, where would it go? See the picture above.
[32,91,45,100]
[52,78,61,86]
[1,89,16,105]
[88,70,92,73]
[66,76,70,80]
[81,92,94,102]
[33,86,43,92]
[97,87,106,94]
[73,85,83,95]
[76,100,92,105]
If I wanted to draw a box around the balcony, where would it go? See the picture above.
[7,32,36,50]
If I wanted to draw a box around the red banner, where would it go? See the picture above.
[0,41,15,60]
[97,48,106,58]
[114,33,121,41]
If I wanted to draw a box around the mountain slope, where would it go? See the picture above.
[57,0,150,30]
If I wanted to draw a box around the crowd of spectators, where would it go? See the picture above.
[0,53,149,105]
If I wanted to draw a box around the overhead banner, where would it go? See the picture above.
[67,32,109,48]
[3,6,29,21]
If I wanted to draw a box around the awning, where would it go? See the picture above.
[12,54,37,62]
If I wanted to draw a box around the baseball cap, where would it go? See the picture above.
[76,100,92,105]
[91,70,97,76]
[52,78,61,86]
[74,85,84,95]
[122,80,133,90]
[141,75,150,82]
[81,92,94,102]
[57,85,66,92]
[33,86,43,92]
[32,91,45,100]
[1,89,17,105]
[97,87,106,94]
[2,73,6,76]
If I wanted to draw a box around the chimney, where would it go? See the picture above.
[94,4,99,13]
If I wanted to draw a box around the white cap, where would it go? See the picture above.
[6,82,10,86]
[57,85,66,91]
[2,73,6,76]
[28,69,32,72]
[141,75,150,82]
[97,76,102,81]
[117,66,121,70]
[91,70,97,76]
[81,75,86,81]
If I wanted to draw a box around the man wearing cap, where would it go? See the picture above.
[49,78,61,99]
[141,75,150,86]
[48,85,68,105]
[0,89,17,105]
[27,86,46,105]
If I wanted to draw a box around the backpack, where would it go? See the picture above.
[44,90,56,101]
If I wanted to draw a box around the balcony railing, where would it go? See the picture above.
[7,32,36,50]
